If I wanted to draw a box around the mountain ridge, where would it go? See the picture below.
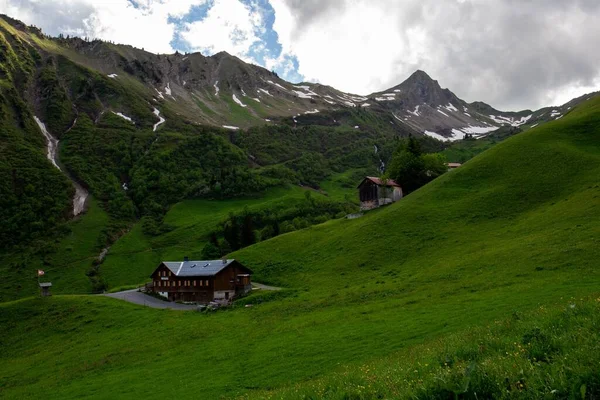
[2,13,594,138]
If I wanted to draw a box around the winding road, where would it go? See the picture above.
[103,283,282,310]
[103,289,197,310]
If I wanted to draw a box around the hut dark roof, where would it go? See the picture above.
[358,176,401,188]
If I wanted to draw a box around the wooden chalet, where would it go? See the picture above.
[357,176,403,211]
[446,162,462,170]
[149,258,252,304]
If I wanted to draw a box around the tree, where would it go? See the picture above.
[387,136,447,194]
[223,213,240,250]
[387,148,426,194]
[200,242,221,259]
[241,213,255,247]
[422,153,447,179]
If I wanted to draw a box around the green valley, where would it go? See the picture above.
[1,91,599,399]
[1,11,600,400]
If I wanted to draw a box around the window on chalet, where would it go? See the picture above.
[193,280,196,287]
[205,280,209,286]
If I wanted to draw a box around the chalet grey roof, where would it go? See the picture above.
[161,259,235,277]
[38,282,52,288]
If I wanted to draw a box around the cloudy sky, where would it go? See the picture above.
[2,0,599,110]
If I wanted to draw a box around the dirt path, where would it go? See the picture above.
[252,282,282,291]
[103,282,282,310]
[103,289,197,310]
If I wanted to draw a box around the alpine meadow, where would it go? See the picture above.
[0,4,599,400]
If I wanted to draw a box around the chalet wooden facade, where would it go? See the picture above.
[149,259,252,304]
[358,176,403,211]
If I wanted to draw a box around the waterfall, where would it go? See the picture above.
[34,117,89,216]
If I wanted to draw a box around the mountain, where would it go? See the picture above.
[42,26,371,130]
[3,14,596,139]
[0,13,412,258]
[363,70,598,141]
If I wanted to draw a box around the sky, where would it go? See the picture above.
[1,0,599,111]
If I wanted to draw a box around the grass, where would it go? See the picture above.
[242,295,600,399]
[0,97,599,399]
[0,198,109,301]
[101,184,354,289]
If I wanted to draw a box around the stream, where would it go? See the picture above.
[34,117,89,216]
[374,144,385,173]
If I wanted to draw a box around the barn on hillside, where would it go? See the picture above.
[149,258,252,303]
[357,176,403,211]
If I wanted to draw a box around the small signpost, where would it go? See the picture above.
[37,269,52,297]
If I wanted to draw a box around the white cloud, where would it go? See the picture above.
[269,0,600,110]
[181,0,264,61]
[2,0,600,110]
[0,0,206,54]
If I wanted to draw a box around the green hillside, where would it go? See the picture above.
[1,95,598,399]
[0,15,398,300]
[100,182,356,290]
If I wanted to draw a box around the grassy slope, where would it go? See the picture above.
[0,198,109,301]
[101,183,354,289]
[245,295,600,399]
[0,97,599,399]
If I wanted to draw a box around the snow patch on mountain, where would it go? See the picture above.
[112,112,134,123]
[451,129,467,140]
[294,91,314,99]
[408,105,422,117]
[258,88,273,97]
[153,108,166,132]
[165,83,172,97]
[444,103,458,112]
[437,109,449,117]
[460,125,500,135]
[424,130,450,142]
[222,125,240,130]
[155,88,165,100]
[233,94,247,107]
[304,109,319,114]
[107,74,118,78]
[267,80,288,91]
[214,81,220,96]
[489,114,533,127]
